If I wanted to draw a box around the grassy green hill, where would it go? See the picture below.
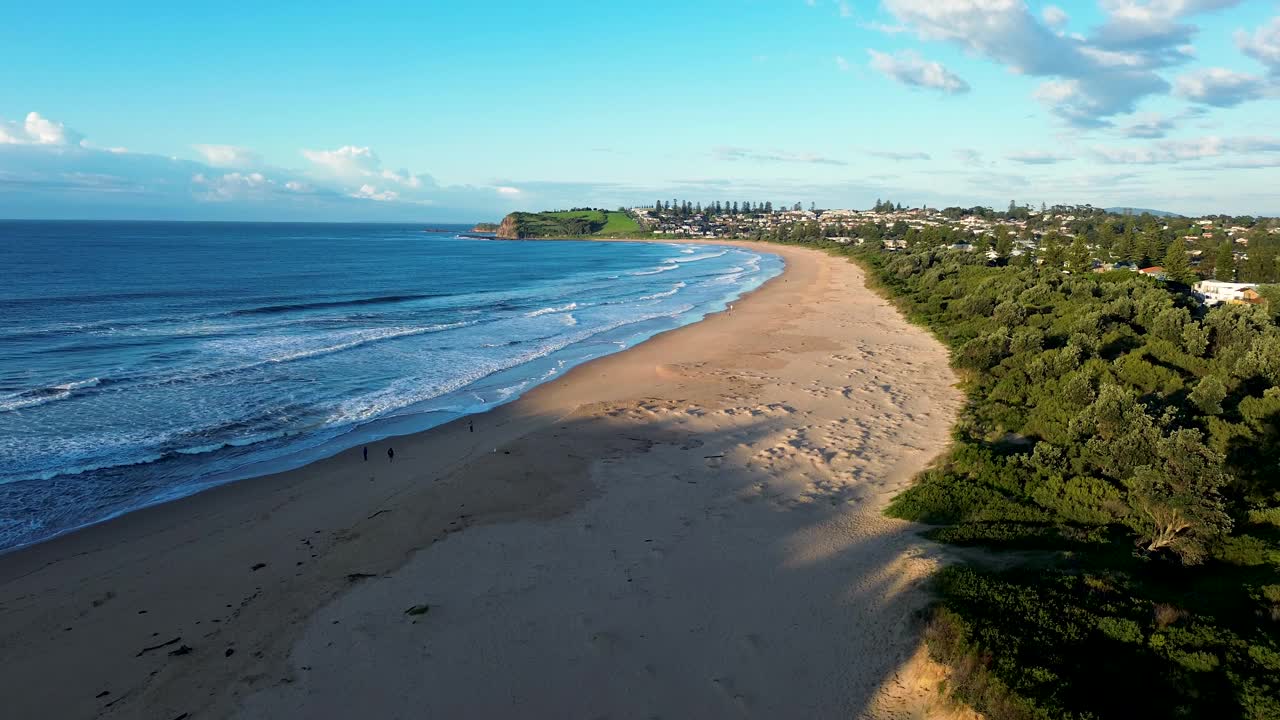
[496,209,646,239]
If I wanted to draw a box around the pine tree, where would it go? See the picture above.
[765,201,773,213]
[1040,232,1066,271]
[1068,235,1092,274]
[1145,228,1167,263]
[1120,227,1140,264]
[1214,241,1235,281]
[1112,230,1133,264]
[1244,230,1278,283]
[1162,242,1194,284]
[994,225,1014,260]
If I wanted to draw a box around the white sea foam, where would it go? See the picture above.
[525,302,579,318]
[628,264,679,276]
[265,323,470,364]
[0,377,101,413]
[669,250,728,264]
[638,282,686,301]
[0,393,70,413]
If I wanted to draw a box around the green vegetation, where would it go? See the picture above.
[496,208,645,239]
[773,236,1280,718]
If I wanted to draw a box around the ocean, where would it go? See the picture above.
[0,221,783,552]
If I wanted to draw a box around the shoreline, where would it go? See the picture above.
[0,240,963,719]
[0,237,778,557]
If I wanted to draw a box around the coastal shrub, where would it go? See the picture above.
[926,522,1109,550]
[1122,429,1233,564]
[1190,375,1228,415]
[1028,474,1125,526]
[928,565,1279,719]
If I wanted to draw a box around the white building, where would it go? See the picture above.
[1193,280,1260,306]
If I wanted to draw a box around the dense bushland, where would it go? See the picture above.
[791,240,1280,718]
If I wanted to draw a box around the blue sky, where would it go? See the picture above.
[2,0,1279,220]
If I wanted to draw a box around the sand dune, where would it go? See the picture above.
[0,242,962,719]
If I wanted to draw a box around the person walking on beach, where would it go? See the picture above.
[362,446,368,462]
[387,447,395,462]
[469,419,474,433]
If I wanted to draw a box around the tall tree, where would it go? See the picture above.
[1214,241,1235,281]
[1244,229,1278,283]
[1040,232,1066,271]
[994,226,1014,261]
[1068,235,1092,274]
[1112,230,1134,264]
[1163,242,1195,284]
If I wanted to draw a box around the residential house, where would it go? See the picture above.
[1194,280,1263,306]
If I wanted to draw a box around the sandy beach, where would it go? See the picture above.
[0,242,963,719]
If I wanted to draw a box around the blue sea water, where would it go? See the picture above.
[0,221,782,552]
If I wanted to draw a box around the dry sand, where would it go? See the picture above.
[0,242,963,719]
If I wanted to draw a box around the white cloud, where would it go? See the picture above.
[302,144,430,194]
[0,112,83,146]
[867,49,970,94]
[713,146,848,165]
[0,113,532,220]
[1093,135,1280,164]
[379,168,422,188]
[1119,113,1176,138]
[193,144,262,168]
[1092,0,1242,49]
[1236,16,1280,73]
[302,145,381,177]
[865,149,932,160]
[881,0,1238,126]
[1007,150,1072,164]
[1174,67,1270,106]
[1043,5,1069,29]
[350,183,400,202]
[835,55,850,71]
[191,171,274,201]
[495,186,522,195]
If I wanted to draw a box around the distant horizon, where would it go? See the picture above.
[3,203,1278,225]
